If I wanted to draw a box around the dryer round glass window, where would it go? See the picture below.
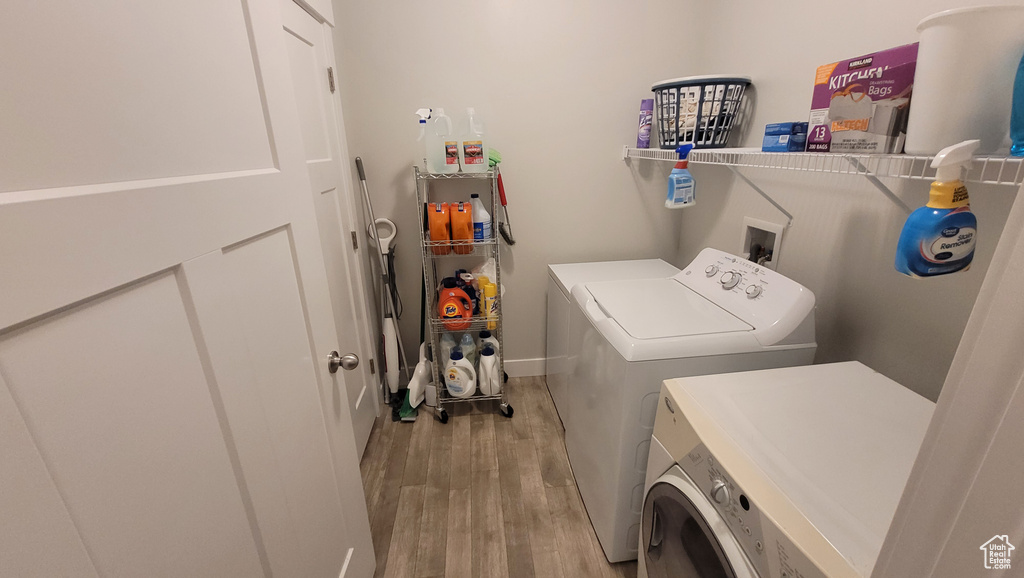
[642,482,736,578]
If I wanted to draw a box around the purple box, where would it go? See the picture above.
[806,43,918,153]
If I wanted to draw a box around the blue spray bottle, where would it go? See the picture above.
[666,144,695,209]
[894,140,979,277]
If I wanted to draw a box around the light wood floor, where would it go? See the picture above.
[359,376,638,578]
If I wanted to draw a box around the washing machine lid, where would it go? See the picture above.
[586,278,752,339]
[548,259,679,297]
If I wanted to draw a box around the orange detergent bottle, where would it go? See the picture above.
[428,202,450,255]
[438,279,473,330]
[450,202,473,254]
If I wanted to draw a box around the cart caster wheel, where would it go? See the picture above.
[499,403,514,418]
[436,408,449,424]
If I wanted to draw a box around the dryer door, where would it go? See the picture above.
[642,466,757,578]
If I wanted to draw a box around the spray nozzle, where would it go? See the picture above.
[416,108,432,143]
[675,144,694,160]
[932,139,980,182]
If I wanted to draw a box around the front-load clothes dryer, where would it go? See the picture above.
[640,362,934,577]
[566,248,817,563]
[546,259,680,426]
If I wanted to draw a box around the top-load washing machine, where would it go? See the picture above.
[640,362,934,577]
[546,258,681,425]
[566,247,817,562]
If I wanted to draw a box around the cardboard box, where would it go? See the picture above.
[764,122,809,136]
[806,43,918,154]
[762,133,808,152]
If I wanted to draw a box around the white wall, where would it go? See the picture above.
[334,0,1018,400]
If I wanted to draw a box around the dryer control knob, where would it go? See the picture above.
[705,265,719,277]
[746,285,763,299]
[711,481,731,505]
[720,271,741,289]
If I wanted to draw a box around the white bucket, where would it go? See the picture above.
[904,5,1024,155]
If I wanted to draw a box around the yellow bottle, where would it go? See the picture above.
[483,283,498,330]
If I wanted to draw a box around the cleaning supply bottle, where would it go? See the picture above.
[478,346,499,396]
[1012,50,1024,157]
[895,139,979,277]
[426,108,459,174]
[459,108,488,173]
[428,202,451,255]
[475,275,490,293]
[458,272,479,313]
[478,330,499,355]
[439,333,456,368]
[459,333,478,367]
[483,282,498,330]
[438,279,473,329]
[450,202,473,254]
[445,349,477,398]
[666,144,695,209]
[470,193,492,240]
[415,108,432,169]
[407,342,432,408]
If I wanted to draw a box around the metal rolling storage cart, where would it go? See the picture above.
[414,165,512,424]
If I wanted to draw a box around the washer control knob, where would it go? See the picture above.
[705,265,719,277]
[720,271,741,289]
[711,481,731,505]
[746,285,763,299]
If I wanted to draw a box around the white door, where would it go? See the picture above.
[280,0,379,456]
[0,1,373,576]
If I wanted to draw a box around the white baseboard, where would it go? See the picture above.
[503,357,546,377]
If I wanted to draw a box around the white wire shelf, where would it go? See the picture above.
[621,146,679,162]
[414,166,494,180]
[428,316,499,333]
[623,146,1024,186]
[421,235,499,256]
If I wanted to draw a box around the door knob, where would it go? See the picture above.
[328,351,359,373]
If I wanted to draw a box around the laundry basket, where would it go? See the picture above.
[652,76,752,149]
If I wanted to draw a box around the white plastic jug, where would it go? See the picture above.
[445,349,477,398]
[478,346,500,396]
[470,193,492,241]
[478,330,499,355]
[459,107,488,173]
[905,5,1024,154]
[459,332,478,367]
[439,333,456,368]
[426,108,459,173]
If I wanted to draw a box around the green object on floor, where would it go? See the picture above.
[399,390,417,422]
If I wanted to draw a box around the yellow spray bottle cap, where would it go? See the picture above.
[929,140,979,209]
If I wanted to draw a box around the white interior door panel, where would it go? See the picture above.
[0,0,374,575]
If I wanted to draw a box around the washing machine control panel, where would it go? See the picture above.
[681,443,826,578]
[675,247,815,340]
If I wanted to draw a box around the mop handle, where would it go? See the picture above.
[355,157,412,380]
[355,157,390,276]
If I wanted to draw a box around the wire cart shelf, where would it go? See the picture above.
[414,165,513,424]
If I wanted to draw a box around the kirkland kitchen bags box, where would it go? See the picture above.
[806,43,918,153]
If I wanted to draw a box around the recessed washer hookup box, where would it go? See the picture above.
[806,43,918,154]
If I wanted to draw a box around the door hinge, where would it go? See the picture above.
[350,230,358,250]
[327,67,336,93]
[369,358,375,375]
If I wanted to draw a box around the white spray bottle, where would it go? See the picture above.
[415,108,431,170]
